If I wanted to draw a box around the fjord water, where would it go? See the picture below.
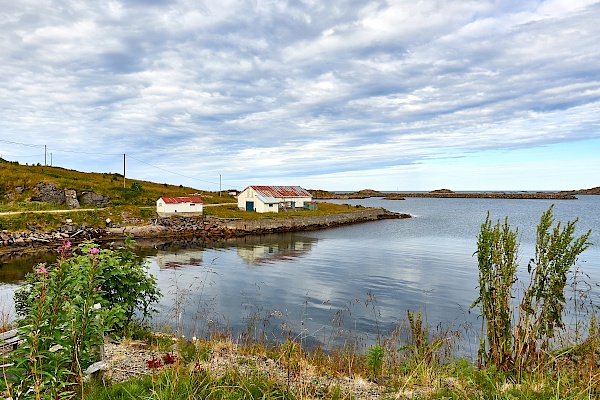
[1,196,599,354]
[145,196,600,351]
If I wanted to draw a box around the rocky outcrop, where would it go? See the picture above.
[31,182,66,204]
[80,192,110,207]
[65,189,80,209]
[29,182,110,208]
[309,189,386,199]
[562,186,600,195]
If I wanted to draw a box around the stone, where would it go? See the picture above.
[31,182,65,204]
[65,189,80,209]
[80,192,110,207]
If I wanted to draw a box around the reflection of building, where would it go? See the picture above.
[237,238,313,265]
[156,249,203,269]
[237,186,312,213]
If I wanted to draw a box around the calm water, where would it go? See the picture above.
[1,196,599,354]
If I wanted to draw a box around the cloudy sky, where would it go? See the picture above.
[1,0,599,191]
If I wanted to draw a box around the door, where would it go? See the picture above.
[246,201,254,211]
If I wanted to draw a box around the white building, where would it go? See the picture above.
[156,196,203,216]
[237,186,312,213]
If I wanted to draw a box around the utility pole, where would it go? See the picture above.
[44,145,47,166]
[219,174,222,197]
[123,154,126,188]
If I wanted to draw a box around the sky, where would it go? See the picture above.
[0,0,599,192]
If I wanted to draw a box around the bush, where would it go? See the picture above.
[471,205,592,372]
[4,238,161,398]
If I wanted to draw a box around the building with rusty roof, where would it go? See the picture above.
[237,186,313,213]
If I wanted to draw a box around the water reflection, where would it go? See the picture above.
[236,235,313,266]
[157,250,203,269]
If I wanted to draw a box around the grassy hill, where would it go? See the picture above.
[0,159,366,232]
[0,158,234,209]
[0,158,237,231]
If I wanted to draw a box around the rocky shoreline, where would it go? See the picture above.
[0,208,407,257]
[310,188,580,200]
[383,191,578,200]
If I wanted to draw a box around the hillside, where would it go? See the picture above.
[0,158,234,209]
[0,158,238,232]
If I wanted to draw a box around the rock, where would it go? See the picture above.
[15,186,24,194]
[31,182,65,204]
[65,189,80,209]
[80,192,110,207]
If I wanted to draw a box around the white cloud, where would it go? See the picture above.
[0,0,599,190]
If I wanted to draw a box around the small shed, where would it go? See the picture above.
[156,196,203,216]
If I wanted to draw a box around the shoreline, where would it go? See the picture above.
[0,208,408,258]
[311,190,579,200]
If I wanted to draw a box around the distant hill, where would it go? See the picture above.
[562,186,600,195]
[308,189,385,199]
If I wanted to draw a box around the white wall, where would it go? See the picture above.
[237,187,312,213]
[156,198,203,215]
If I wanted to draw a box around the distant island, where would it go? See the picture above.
[309,187,600,200]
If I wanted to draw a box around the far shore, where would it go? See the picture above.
[308,188,594,200]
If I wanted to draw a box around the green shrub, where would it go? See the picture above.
[471,205,592,373]
[4,238,162,398]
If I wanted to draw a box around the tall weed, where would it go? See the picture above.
[471,205,592,373]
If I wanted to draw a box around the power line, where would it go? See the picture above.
[0,138,122,156]
[127,155,220,186]
[0,139,44,148]
[1,138,228,187]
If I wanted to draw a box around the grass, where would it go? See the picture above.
[78,322,600,400]
[0,158,236,209]
[204,202,368,220]
[0,158,371,231]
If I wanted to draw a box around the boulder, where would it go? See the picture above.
[65,189,80,209]
[31,182,65,204]
[80,192,110,207]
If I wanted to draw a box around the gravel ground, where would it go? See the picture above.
[100,339,391,399]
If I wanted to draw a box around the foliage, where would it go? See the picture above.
[471,214,519,370]
[471,205,592,373]
[85,367,294,400]
[14,238,160,333]
[3,239,161,399]
[98,237,162,332]
[366,343,385,376]
[130,182,144,192]
[3,240,116,399]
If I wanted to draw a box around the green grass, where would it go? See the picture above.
[0,158,236,209]
[0,158,372,232]
[79,332,600,400]
[204,202,367,220]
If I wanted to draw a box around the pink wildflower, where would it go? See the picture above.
[36,266,48,274]
[89,248,99,255]
[64,239,71,249]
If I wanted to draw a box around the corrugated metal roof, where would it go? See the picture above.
[250,186,311,198]
[159,196,203,204]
